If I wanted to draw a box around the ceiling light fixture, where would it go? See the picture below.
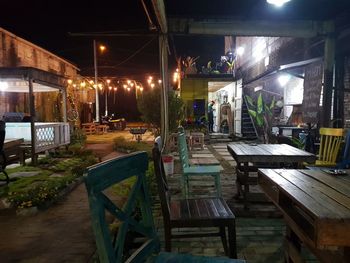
[267,0,291,7]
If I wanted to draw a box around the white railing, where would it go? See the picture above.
[34,123,70,153]
[5,122,70,153]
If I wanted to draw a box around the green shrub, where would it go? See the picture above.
[70,127,87,145]
[113,137,152,158]
[7,175,76,209]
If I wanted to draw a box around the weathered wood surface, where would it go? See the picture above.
[227,143,316,164]
[258,168,350,262]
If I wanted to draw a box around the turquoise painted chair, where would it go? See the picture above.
[84,152,245,263]
[178,129,222,198]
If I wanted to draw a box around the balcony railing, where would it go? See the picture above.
[5,122,70,153]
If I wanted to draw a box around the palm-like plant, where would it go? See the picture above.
[245,93,275,143]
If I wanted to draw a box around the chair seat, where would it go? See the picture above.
[315,160,336,166]
[155,252,245,263]
[184,165,222,175]
[170,198,234,221]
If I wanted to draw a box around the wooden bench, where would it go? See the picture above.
[81,123,96,135]
[178,128,222,198]
[84,152,245,263]
[153,145,238,259]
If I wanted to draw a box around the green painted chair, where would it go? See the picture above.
[84,152,245,263]
[178,129,222,198]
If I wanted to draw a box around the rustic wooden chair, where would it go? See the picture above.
[153,145,237,259]
[315,128,344,166]
[178,129,222,198]
[84,152,244,263]
[0,129,9,184]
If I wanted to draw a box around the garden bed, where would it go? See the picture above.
[0,143,98,213]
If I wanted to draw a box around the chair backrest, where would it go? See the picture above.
[178,132,190,170]
[152,145,171,225]
[318,128,344,165]
[84,152,159,263]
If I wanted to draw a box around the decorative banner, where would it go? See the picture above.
[302,61,323,123]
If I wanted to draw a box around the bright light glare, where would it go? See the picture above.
[99,45,106,52]
[278,74,291,86]
[150,83,155,89]
[0,81,8,91]
[236,46,245,56]
[267,0,291,7]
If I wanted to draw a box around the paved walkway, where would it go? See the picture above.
[0,140,317,262]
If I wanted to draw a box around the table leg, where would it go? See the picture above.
[243,162,249,209]
[284,226,302,263]
[234,163,242,199]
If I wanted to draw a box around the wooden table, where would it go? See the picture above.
[227,143,316,207]
[258,168,350,263]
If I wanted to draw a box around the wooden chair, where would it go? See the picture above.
[178,130,222,198]
[153,145,238,259]
[84,152,244,263]
[315,128,344,166]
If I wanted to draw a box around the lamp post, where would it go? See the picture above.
[93,40,100,123]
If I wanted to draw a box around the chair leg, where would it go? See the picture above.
[164,228,172,252]
[214,174,222,197]
[219,226,229,256]
[182,175,189,198]
[228,221,237,258]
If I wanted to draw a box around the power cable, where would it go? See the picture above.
[113,37,156,68]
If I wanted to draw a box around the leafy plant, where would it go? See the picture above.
[137,86,184,134]
[245,93,276,143]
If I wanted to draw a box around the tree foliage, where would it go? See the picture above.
[137,86,184,133]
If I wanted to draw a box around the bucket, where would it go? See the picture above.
[162,155,174,176]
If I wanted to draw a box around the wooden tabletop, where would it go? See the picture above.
[4,138,24,149]
[227,143,316,163]
[258,168,350,248]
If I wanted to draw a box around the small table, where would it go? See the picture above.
[227,143,316,207]
[258,168,350,262]
[129,127,147,142]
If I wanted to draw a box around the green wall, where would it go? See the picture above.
[181,79,208,118]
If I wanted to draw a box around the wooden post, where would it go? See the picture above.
[322,21,335,128]
[28,78,36,165]
[62,87,67,123]
[335,56,345,127]
[159,34,169,149]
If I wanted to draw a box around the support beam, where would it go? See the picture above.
[151,0,169,149]
[28,78,36,165]
[322,21,336,127]
[169,18,328,38]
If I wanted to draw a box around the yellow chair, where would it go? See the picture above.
[315,128,344,166]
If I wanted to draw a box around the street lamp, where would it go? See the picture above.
[93,40,106,122]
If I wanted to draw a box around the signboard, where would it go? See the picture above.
[302,61,323,123]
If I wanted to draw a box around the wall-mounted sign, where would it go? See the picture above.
[302,61,323,123]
